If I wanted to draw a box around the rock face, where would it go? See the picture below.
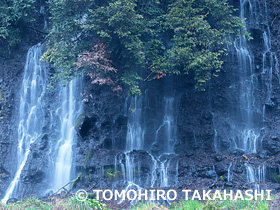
[1,0,280,203]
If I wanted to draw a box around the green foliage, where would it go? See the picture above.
[0,195,275,210]
[171,200,203,210]
[43,0,246,95]
[170,196,274,210]
[273,174,280,183]
[201,196,273,210]
[0,0,35,51]
[104,167,124,181]
[0,196,107,210]
[41,0,92,86]
[0,197,53,210]
[155,0,245,90]
[63,197,107,210]
[131,201,168,210]
[70,174,81,191]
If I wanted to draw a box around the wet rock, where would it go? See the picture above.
[225,182,233,187]
[258,150,268,159]
[214,155,223,162]
[215,162,227,176]
[7,198,18,204]
[231,149,245,156]
[233,167,243,174]
[271,136,278,141]
[202,112,213,120]
[205,169,217,178]
[265,100,275,109]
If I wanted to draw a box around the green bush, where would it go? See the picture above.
[43,0,246,95]
[0,0,35,51]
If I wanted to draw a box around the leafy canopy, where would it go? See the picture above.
[42,0,246,95]
[0,0,35,51]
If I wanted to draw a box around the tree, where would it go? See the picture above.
[0,0,35,51]
[42,0,246,95]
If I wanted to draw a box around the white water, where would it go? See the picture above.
[151,97,177,187]
[159,157,169,187]
[126,96,145,152]
[120,95,177,192]
[124,96,145,185]
[211,0,278,154]
[261,0,274,122]
[52,78,83,191]
[245,163,266,192]
[233,0,258,153]
[155,98,176,154]
[213,129,218,153]
[221,0,274,154]
[1,44,47,203]
[227,163,233,183]
[257,165,266,183]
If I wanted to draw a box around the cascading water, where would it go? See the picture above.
[155,98,176,154]
[119,92,178,195]
[227,163,233,183]
[260,1,274,122]
[1,44,48,203]
[245,163,259,191]
[51,78,83,191]
[232,0,259,154]
[212,0,277,154]
[244,163,267,192]
[126,96,145,152]
[122,96,145,188]
[257,165,266,183]
[158,157,169,187]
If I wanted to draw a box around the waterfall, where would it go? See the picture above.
[245,163,256,183]
[155,97,176,154]
[1,44,48,203]
[159,157,169,187]
[261,0,274,122]
[51,78,83,191]
[233,0,259,154]
[126,96,144,152]
[152,97,177,187]
[121,93,177,191]
[245,163,266,192]
[39,6,48,30]
[227,163,233,183]
[275,55,280,85]
[212,0,276,154]
[124,96,145,185]
[213,129,218,153]
[257,165,266,183]
[245,163,258,191]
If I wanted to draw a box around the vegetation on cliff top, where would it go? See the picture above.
[42,0,246,95]
[0,0,35,52]
[1,0,246,95]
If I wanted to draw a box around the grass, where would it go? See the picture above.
[0,197,107,210]
[130,201,168,210]
[131,196,274,210]
[0,196,275,210]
